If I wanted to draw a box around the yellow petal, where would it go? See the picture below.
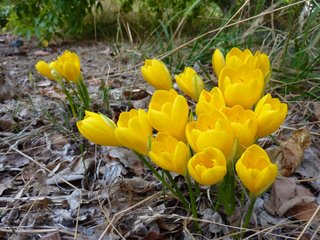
[212,49,225,78]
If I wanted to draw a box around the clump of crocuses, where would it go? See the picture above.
[75,47,288,228]
[35,50,90,119]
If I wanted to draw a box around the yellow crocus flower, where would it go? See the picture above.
[212,47,270,80]
[188,147,227,186]
[76,111,120,146]
[254,94,288,138]
[174,67,204,101]
[141,59,172,90]
[218,66,264,109]
[35,60,54,80]
[196,87,225,116]
[186,110,235,160]
[149,132,190,175]
[148,89,189,141]
[115,109,153,156]
[222,105,257,153]
[235,144,278,196]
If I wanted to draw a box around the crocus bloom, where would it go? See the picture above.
[76,111,120,146]
[49,60,63,79]
[188,147,227,185]
[148,89,189,141]
[149,132,190,175]
[235,144,278,196]
[35,61,54,80]
[186,110,235,160]
[115,109,153,156]
[174,67,204,101]
[196,87,225,117]
[218,66,264,109]
[57,50,81,83]
[141,59,172,90]
[254,94,288,138]
[212,47,270,80]
[222,105,257,152]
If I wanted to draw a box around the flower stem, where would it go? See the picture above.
[57,79,77,118]
[163,170,189,209]
[219,167,235,216]
[135,152,189,209]
[242,195,257,237]
[185,174,199,231]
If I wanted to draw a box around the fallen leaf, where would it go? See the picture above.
[120,177,155,194]
[268,128,311,177]
[264,177,318,220]
[103,161,124,185]
[46,156,95,185]
[295,147,320,191]
[108,147,145,176]
[67,190,81,210]
[287,202,319,221]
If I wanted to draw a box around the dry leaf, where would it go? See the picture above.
[121,177,155,194]
[46,157,95,184]
[276,128,311,177]
[287,202,319,221]
[108,148,145,176]
[295,147,320,191]
[264,177,318,220]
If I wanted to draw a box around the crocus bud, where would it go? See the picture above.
[141,59,172,90]
[175,67,204,101]
[254,94,288,138]
[235,144,278,196]
[76,111,120,146]
[212,48,225,78]
[188,147,227,185]
[35,61,54,80]
[148,89,189,141]
[115,109,153,156]
[149,132,190,175]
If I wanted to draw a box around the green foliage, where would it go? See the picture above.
[0,0,11,27]
[6,0,102,41]
[119,0,223,33]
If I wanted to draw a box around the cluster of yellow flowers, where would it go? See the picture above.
[35,50,81,83]
[77,47,288,198]
[35,50,89,119]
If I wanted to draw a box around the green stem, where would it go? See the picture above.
[219,166,236,216]
[57,79,77,118]
[163,170,189,209]
[135,153,189,209]
[186,174,199,230]
[77,76,90,110]
[242,195,257,236]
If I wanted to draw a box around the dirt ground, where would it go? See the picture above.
[0,33,319,240]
